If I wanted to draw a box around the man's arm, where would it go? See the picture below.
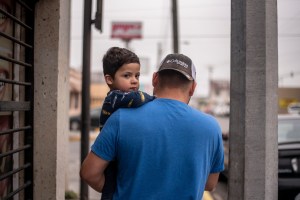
[205,173,220,191]
[80,151,109,192]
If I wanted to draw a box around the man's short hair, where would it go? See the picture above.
[157,69,192,90]
[102,47,140,78]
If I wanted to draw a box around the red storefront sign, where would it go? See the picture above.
[111,22,142,40]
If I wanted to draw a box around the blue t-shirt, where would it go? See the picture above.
[92,98,224,200]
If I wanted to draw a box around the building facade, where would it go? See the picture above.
[278,87,300,114]
[0,0,70,199]
[69,68,109,117]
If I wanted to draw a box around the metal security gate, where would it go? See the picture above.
[0,0,35,199]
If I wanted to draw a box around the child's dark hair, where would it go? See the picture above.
[102,47,140,78]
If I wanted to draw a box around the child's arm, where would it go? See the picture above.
[109,90,154,109]
[99,90,155,129]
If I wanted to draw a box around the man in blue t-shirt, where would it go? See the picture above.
[80,53,224,200]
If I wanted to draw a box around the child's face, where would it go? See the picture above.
[110,63,140,92]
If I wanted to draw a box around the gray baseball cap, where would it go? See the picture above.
[158,53,196,81]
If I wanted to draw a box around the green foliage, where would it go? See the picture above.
[65,190,78,200]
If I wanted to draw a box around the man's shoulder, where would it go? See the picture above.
[190,109,221,127]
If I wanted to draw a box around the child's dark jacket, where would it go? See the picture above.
[99,90,155,129]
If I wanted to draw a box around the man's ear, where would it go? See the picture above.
[104,75,114,86]
[152,72,159,87]
[189,81,197,96]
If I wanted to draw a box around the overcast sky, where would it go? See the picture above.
[70,0,300,97]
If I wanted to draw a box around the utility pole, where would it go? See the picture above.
[171,0,179,53]
[80,0,103,199]
[80,0,92,199]
[157,42,163,66]
[207,65,214,99]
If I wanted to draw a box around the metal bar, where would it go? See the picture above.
[17,0,33,12]
[0,101,31,111]
[0,126,31,136]
[0,144,31,159]
[0,7,32,30]
[23,4,35,198]
[0,54,32,68]
[94,0,103,31]
[172,0,179,53]
[3,181,32,200]
[80,0,92,199]
[0,163,31,181]
[0,31,33,49]
[0,78,32,86]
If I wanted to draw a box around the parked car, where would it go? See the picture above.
[287,102,300,115]
[278,114,300,192]
[69,107,102,131]
[221,114,300,194]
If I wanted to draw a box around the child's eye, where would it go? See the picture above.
[136,74,140,79]
[124,74,130,78]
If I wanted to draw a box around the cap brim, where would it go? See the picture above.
[158,68,194,81]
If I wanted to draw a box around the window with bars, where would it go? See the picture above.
[0,0,34,199]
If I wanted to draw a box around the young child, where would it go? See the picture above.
[99,47,155,200]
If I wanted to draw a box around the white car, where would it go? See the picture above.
[287,102,300,114]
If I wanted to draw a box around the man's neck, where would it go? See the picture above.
[155,89,189,104]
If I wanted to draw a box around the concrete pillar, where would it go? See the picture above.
[34,0,70,199]
[229,0,278,199]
